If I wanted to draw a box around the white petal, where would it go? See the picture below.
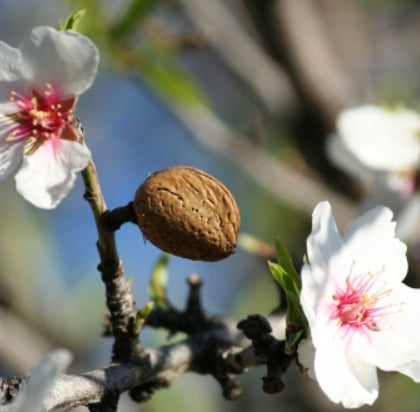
[343,206,408,283]
[353,284,420,379]
[394,360,420,382]
[7,348,72,412]
[314,329,378,408]
[20,26,99,96]
[0,41,29,105]
[0,40,22,82]
[15,138,91,209]
[301,202,352,324]
[0,112,24,179]
[326,134,376,185]
[297,338,316,379]
[337,105,420,172]
[306,201,350,283]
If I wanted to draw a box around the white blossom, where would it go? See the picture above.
[299,201,420,408]
[0,349,72,412]
[0,26,99,208]
[327,105,420,197]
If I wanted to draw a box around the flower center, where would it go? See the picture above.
[331,263,403,338]
[6,83,77,154]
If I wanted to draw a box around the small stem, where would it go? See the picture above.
[81,159,107,223]
[77,130,145,362]
[81,160,119,273]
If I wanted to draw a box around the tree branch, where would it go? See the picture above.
[40,311,286,411]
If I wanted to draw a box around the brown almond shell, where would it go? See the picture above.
[133,166,241,261]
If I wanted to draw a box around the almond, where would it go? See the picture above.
[133,166,240,261]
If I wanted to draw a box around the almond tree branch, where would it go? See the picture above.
[40,312,286,411]
[77,119,142,363]
[76,119,147,409]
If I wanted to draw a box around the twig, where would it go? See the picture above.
[76,120,146,369]
[40,312,286,411]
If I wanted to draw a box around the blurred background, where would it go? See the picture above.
[1,0,420,411]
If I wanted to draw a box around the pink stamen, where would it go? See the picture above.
[5,83,77,155]
[331,263,404,339]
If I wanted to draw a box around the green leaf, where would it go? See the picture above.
[268,262,301,323]
[268,238,309,354]
[58,9,87,31]
[148,253,170,307]
[134,301,155,334]
[274,237,301,285]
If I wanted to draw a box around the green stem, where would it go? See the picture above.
[81,159,107,224]
[80,155,144,360]
[81,159,119,272]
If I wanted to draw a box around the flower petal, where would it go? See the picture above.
[301,201,352,325]
[314,328,378,408]
[6,348,72,412]
[0,40,22,82]
[306,202,349,283]
[326,134,376,185]
[353,283,420,379]
[337,105,420,172]
[343,206,408,283]
[15,138,91,209]
[0,41,29,106]
[0,110,25,179]
[297,338,316,379]
[20,26,99,96]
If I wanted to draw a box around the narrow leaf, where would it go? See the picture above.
[268,239,309,354]
[149,253,170,307]
[134,301,155,334]
[274,238,301,286]
[59,9,87,31]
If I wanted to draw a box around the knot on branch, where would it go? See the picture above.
[146,274,213,334]
[0,377,25,405]
[101,264,148,364]
[237,314,294,395]
[129,379,169,403]
[193,335,243,400]
[144,274,244,400]
[88,388,119,412]
[100,203,137,232]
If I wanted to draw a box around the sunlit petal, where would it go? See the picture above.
[15,139,91,209]
[20,26,99,96]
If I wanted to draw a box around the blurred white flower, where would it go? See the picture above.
[0,26,99,209]
[299,201,420,408]
[328,105,420,197]
[0,348,72,412]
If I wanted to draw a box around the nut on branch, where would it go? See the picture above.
[133,166,241,261]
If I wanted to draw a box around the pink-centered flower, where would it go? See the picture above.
[0,26,99,209]
[298,201,420,408]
